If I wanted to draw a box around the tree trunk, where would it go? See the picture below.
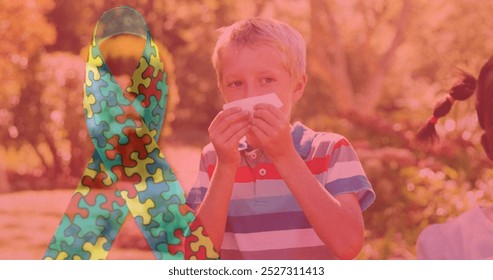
[356,0,411,114]
[309,0,411,115]
[0,152,11,193]
[44,134,64,183]
[309,0,355,113]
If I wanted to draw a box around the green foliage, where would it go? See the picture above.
[3,0,493,259]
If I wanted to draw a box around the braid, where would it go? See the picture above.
[416,71,477,144]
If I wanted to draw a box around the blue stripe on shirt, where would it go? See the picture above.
[324,175,375,211]
[227,195,302,216]
[225,211,311,233]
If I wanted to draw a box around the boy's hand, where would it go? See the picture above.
[209,107,250,167]
[250,104,295,160]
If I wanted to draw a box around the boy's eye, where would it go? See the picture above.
[228,81,243,88]
[260,77,274,84]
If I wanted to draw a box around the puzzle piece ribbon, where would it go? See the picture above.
[44,6,218,260]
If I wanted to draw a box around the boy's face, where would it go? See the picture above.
[218,43,306,118]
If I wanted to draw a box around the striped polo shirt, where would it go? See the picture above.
[186,122,375,259]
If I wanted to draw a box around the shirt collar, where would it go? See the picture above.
[237,121,313,159]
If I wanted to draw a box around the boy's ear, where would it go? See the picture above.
[292,73,307,103]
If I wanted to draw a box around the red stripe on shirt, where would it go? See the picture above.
[333,138,350,150]
[206,155,330,183]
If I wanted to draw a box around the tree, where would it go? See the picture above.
[305,0,410,116]
[0,0,57,190]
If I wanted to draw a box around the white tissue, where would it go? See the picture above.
[222,93,283,113]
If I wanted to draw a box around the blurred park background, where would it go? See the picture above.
[2,0,493,260]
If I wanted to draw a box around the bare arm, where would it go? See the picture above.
[194,108,249,250]
[251,104,364,259]
[271,149,364,259]
[195,162,236,251]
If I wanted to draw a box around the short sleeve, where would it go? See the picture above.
[323,137,375,211]
[185,144,214,210]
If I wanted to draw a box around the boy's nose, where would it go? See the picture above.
[245,84,265,98]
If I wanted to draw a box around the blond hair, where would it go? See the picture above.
[212,17,306,84]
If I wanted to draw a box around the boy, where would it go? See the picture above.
[186,17,375,260]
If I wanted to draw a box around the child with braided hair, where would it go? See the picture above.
[416,57,493,259]
[416,71,476,144]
